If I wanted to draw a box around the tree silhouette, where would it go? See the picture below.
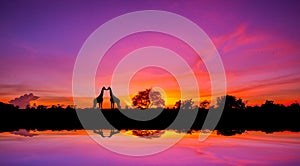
[261,100,285,111]
[131,88,165,109]
[37,105,47,110]
[199,100,210,109]
[174,100,181,109]
[288,102,300,111]
[217,95,246,111]
[132,89,151,109]
[181,99,194,109]
[149,90,165,108]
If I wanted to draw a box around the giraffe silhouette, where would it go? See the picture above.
[107,87,121,109]
[94,87,106,109]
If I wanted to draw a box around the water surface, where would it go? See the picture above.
[0,130,300,165]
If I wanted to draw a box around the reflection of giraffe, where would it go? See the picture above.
[93,129,120,138]
[94,87,106,109]
[108,87,121,109]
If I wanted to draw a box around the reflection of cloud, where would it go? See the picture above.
[10,129,37,137]
[9,93,39,108]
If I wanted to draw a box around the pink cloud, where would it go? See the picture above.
[9,93,39,108]
[212,24,273,54]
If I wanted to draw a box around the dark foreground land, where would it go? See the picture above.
[0,102,299,135]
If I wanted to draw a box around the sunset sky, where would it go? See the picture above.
[0,0,299,108]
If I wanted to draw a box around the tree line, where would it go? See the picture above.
[0,95,299,136]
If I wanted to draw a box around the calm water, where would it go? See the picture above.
[0,130,300,165]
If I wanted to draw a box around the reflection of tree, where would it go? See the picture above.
[132,88,165,109]
[217,129,245,136]
[175,129,194,134]
[131,130,164,138]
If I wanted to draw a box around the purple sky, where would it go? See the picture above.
[0,0,299,107]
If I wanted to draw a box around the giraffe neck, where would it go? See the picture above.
[109,90,113,98]
[99,89,104,97]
